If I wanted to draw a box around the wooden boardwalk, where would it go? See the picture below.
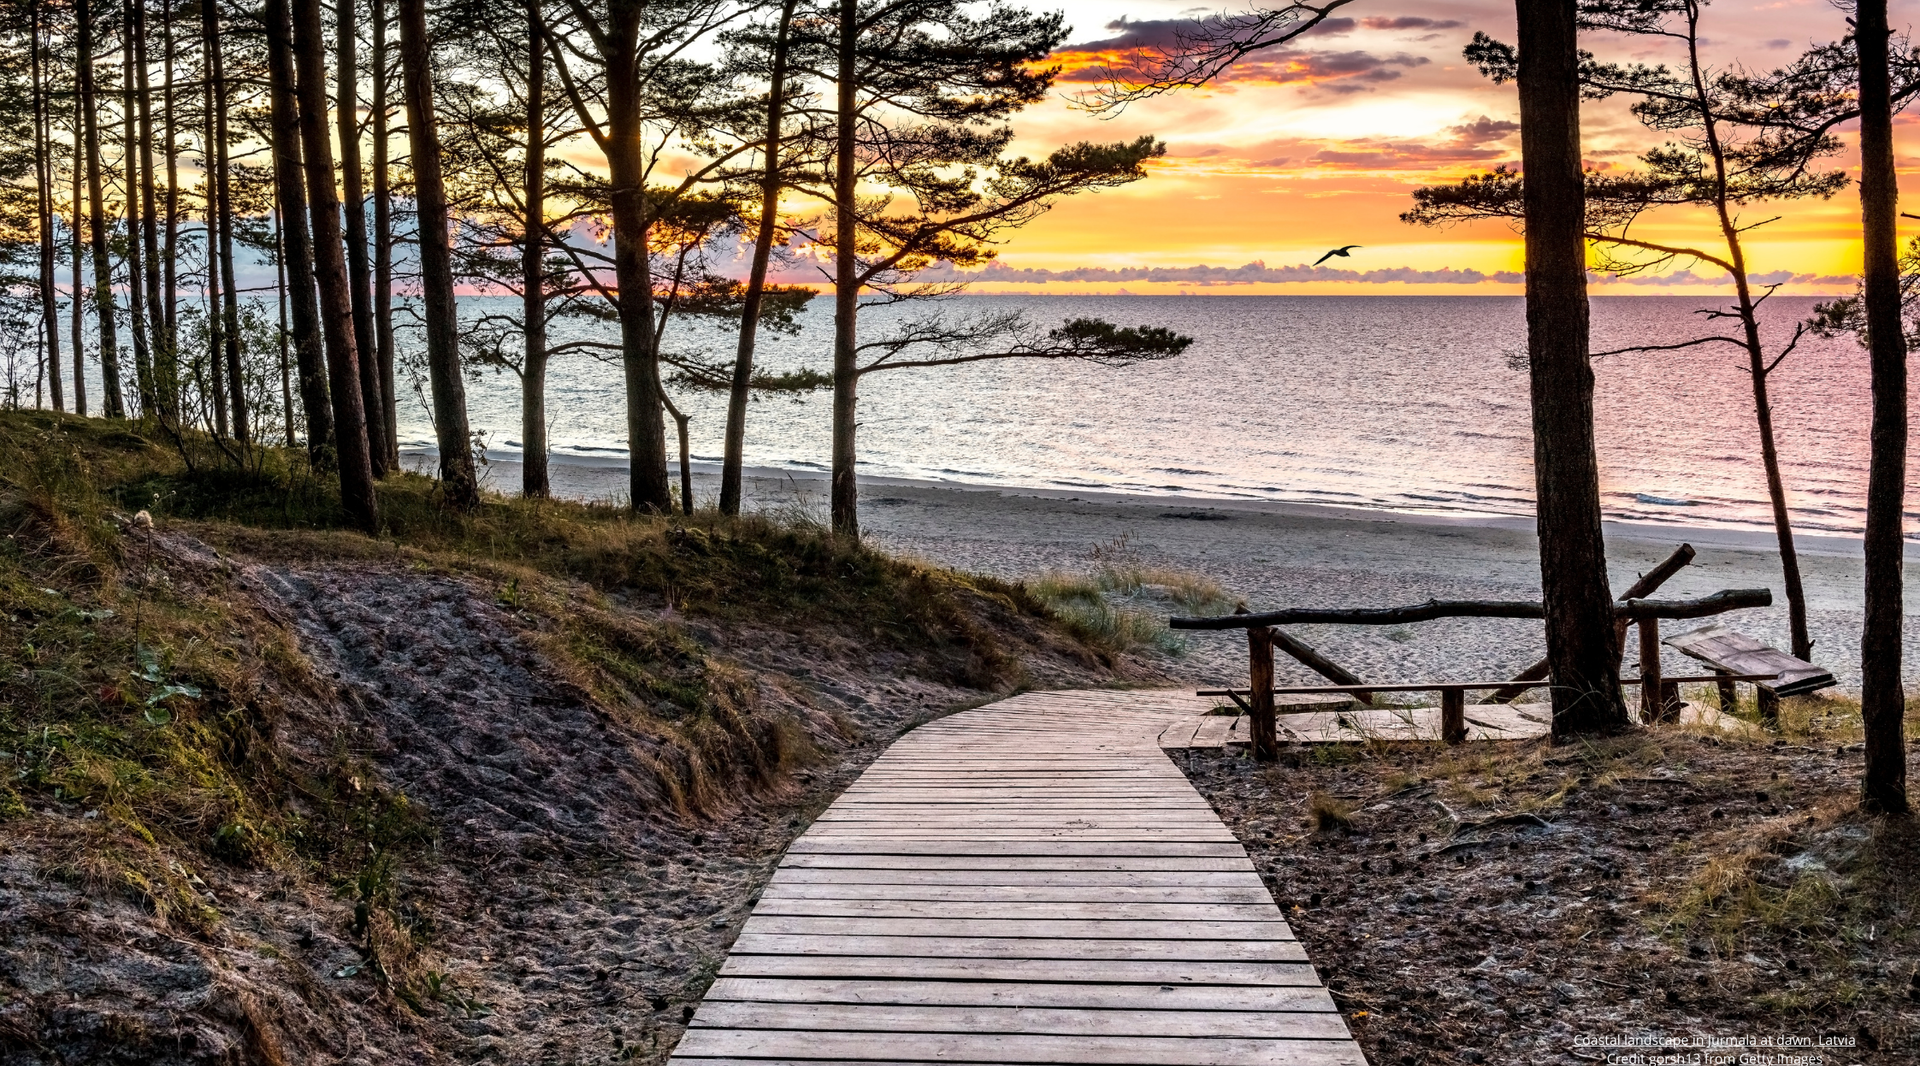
[669,690,1368,1066]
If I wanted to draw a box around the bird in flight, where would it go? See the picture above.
[1313,245,1361,266]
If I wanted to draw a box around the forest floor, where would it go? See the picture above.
[1181,701,1920,1066]
[0,412,1166,1065]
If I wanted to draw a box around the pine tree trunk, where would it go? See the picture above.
[1742,340,1813,660]
[31,0,63,413]
[338,0,388,474]
[603,1,671,513]
[397,0,478,507]
[521,0,549,498]
[275,199,295,446]
[720,0,797,516]
[132,0,165,415]
[1515,0,1627,738]
[293,0,380,529]
[200,7,227,438]
[121,0,154,415]
[370,0,398,467]
[78,0,123,417]
[829,0,859,538]
[265,0,333,465]
[70,83,86,417]
[1855,0,1909,814]
[207,4,248,442]
[161,0,178,406]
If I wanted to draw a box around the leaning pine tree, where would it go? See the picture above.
[796,0,1192,538]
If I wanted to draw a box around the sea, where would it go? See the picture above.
[387,294,1902,538]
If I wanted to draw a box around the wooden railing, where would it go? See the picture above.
[1169,555,1774,761]
[1196,675,1776,750]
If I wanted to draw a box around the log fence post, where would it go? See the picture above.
[1638,618,1663,723]
[1715,672,1739,714]
[1247,626,1277,762]
[1440,686,1466,745]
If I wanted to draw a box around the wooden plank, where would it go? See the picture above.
[756,884,1280,904]
[1158,717,1205,748]
[715,955,1326,986]
[750,899,1293,921]
[1190,716,1235,749]
[687,1003,1352,1039]
[700,978,1336,1013]
[726,934,1307,962]
[766,869,1273,888]
[737,916,1298,941]
[778,855,1258,872]
[794,829,1240,841]
[670,1032,1368,1066]
[785,841,1245,856]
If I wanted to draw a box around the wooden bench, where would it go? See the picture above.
[1664,624,1836,719]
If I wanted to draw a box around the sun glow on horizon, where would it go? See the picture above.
[966,0,1918,297]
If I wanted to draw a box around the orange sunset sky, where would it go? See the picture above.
[925,0,1920,296]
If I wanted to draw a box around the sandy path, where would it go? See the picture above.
[426,455,1912,691]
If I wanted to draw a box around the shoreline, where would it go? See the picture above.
[410,449,1885,558]
[407,451,1911,690]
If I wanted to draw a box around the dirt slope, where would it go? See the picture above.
[0,524,1154,1065]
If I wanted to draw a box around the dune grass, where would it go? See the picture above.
[1025,534,1239,656]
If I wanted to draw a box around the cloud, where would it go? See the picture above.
[1298,16,1467,37]
[1306,115,1519,166]
[1053,17,1432,90]
[911,259,1524,286]
[1360,17,1467,31]
[1592,269,1855,288]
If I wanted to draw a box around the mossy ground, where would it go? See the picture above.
[1182,695,1920,1064]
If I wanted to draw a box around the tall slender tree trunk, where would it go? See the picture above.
[161,0,178,407]
[1516,0,1626,738]
[31,0,63,413]
[78,0,124,417]
[603,2,671,513]
[121,1,154,414]
[829,0,860,537]
[370,0,398,467]
[133,0,165,416]
[275,198,295,446]
[1739,331,1813,659]
[71,85,86,417]
[207,1,247,442]
[720,0,796,516]
[293,0,380,529]
[1855,0,1909,814]
[200,8,227,438]
[337,0,388,474]
[397,0,478,507]
[265,0,333,465]
[520,0,549,498]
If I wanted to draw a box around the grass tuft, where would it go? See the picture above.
[1024,535,1237,656]
[1305,791,1355,833]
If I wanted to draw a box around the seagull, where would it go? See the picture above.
[1313,245,1362,266]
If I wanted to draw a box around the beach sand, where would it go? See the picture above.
[417,453,1909,691]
